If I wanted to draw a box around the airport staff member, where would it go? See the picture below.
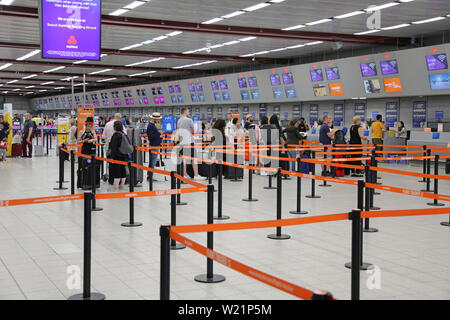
[146,112,162,182]
[371,114,386,150]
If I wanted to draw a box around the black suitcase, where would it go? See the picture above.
[198,163,217,178]
[78,158,101,190]
[224,165,243,179]
[446,159,450,174]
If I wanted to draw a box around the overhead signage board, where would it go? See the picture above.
[41,0,101,60]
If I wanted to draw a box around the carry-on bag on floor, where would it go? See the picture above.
[78,158,101,190]
[301,154,311,174]
[446,159,450,174]
[333,154,345,177]
[11,143,22,157]
[198,162,217,178]
[280,151,290,172]
[224,165,243,179]
[34,145,44,157]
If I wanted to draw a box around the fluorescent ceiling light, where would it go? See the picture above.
[239,36,257,41]
[381,23,410,30]
[16,50,40,61]
[110,8,129,16]
[354,29,380,35]
[6,80,18,84]
[38,90,47,92]
[270,48,288,52]
[61,76,79,81]
[25,85,35,89]
[334,11,365,19]
[0,63,13,70]
[166,31,183,37]
[202,17,224,24]
[0,0,15,5]
[40,81,55,85]
[100,54,108,58]
[282,24,306,31]
[286,44,305,49]
[153,35,169,41]
[244,2,271,12]
[222,11,245,19]
[119,43,143,50]
[22,74,37,79]
[96,78,117,83]
[12,88,20,91]
[399,0,414,2]
[125,57,164,67]
[305,41,323,45]
[141,40,155,45]
[124,1,146,9]
[129,71,156,77]
[210,44,225,49]
[412,16,445,24]
[88,69,112,75]
[223,40,240,46]
[240,53,254,57]
[306,18,332,26]
[43,66,65,73]
[25,92,34,95]
[54,87,65,89]
[269,0,286,3]
[365,3,399,12]
[74,83,88,87]
[73,60,88,64]
[254,51,270,55]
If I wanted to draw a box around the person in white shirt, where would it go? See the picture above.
[225,112,233,138]
[102,113,122,147]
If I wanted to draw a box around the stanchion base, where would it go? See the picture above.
[282,177,292,180]
[56,181,69,183]
[373,192,380,195]
[170,243,186,250]
[440,222,450,227]
[363,227,379,233]
[176,202,188,206]
[369,206,381,210]
[92,207,103,212]
[289,210,308,215]
[229,180,242,182]
[68,292,105,300]
[344,262,374,270]
[53,187,68,190]
[263,187,277,190]
[242,198,258,202]
[421,189,433,192]
[427,202,445,207]
[318,184,332,187]
[267,234,291,240]
[214,215,230,220]
[121,222,143,227]
[194,274,226,283]
[418,180,426,183]
[305,195,321,198]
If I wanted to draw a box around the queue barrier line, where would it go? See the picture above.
[173,173,208,189]
[369,165,450,181]
[281,169,359,186]
[171,213,349,234]
[170,231,322,301]
[131,162,171,177]
[365,182,450,202]
[0,194,84,207]
[361,207,450,219]
[318,161,365,171]
[95,186,206,200]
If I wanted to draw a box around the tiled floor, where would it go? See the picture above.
[0,150,449,300]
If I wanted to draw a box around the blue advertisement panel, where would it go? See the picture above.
[41,0,101,60]
[273,105,280,116]
[333,104,344,127]
[385,101,399,128]
[292,104,302,119]
[258,103,267,120]
[309,104,319,126]
[162,115,176,134]
[412,101,426,128]
[354,103,366,122]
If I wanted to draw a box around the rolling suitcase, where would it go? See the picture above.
[333,154,345,177]
[12,144,22,157]
[78,158,101,190]
[198,163,217,178]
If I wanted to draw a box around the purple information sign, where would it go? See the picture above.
[211,81,219,90]
[248,77,258,87]
[426,54,448,71]
[380,60,399,75]
[325,67,340,80]
[270,74,281,86]
[41,0,101,60]
[219,80,228,90]
[188,83,195,92]
[360,63,377,77]
[238,78,247,88]
[282,72,294,84]
[309,69,323,82]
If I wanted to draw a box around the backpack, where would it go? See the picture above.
[334,130,346,145]
[119,132,134,155]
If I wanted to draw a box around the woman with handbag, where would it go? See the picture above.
[109,121,129,190]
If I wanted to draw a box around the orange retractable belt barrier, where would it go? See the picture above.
[369,166,450,181]
[366,182,450,202]
[361,207,450,219]
[170,231,322,300]
[95,187,206,200]
[171,213,349,234]
[0,194,84,207]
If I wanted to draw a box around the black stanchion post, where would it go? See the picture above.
[215,160,229,220]
[90,155,102,212]
[70,150,75,195]
[311,291,334,300]
[345,180,373,271]
[364,165,378,232]
[421,149,432,192]
[160,225,170,300]
[194,184,226,283]
[368,157,380,210]
[290,157,308,215]
[264,173,277,190]
[122,162,142,227]
[319,146,331,187]
[54,148,68,190]
[268,169,290,240]
[242,160,258,202]
[419,145,427,183]
[170,172,185,249]
[46,132,49,156]
[306,151,320,198]
[350,208,361,301]
[427,154,444,207]
[176,159,187,206]
[100,142,104,177]
[68,193,105,300]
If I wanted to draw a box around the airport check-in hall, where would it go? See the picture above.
[0,0,449,305]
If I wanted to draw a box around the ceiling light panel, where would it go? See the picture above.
[16,50,41,61]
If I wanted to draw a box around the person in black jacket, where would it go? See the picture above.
[146,112,162,181]
[109,121,128,189]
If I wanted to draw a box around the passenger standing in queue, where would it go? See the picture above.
[349,116,369,177]
[371,114,386,150]
[146,112,162,182]
[22,113,34,158]
[284,119,303,171]
[298,117,309,143]
[79,117,96,156]
[319,115,335,176]
[109,121,128,190]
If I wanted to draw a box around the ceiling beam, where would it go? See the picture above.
[0,42,276,64]
[0,5,409,45]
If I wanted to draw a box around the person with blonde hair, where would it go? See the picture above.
[349,116,369,177]
[68,118,77,151]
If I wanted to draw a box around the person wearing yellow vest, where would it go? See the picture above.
[371,114,386,150]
